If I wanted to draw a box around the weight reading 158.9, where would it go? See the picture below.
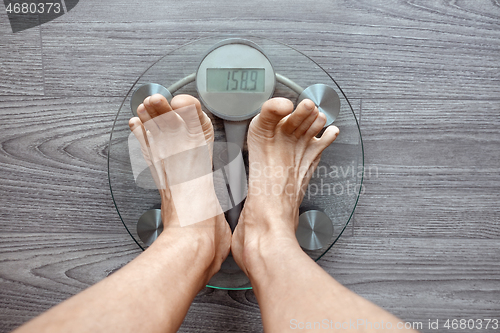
[226,70,260,91]
[5,2,61,14]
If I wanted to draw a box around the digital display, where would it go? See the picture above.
[207,68,265,92]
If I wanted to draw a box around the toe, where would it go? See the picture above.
[251,97,294,137]
[282,99,316,135]
[142,96,159,118]
[137,103,159,134]
[170,94,208,127]
[304,111,327,140]
[170,95,213,140]
[143,94,172,118]
[293,106,319,139]
[302,125,339,174]
[128,117,142,132]
[148,94,173,115]
[170,94,202,111]
[312,125,339,151]
[129,117,151,148]
[144,95,174,130]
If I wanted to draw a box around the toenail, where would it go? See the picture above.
[305,100,315,111]
[151,95,162,105]
[138,104,146,113]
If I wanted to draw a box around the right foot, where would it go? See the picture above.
[232,98,339,275]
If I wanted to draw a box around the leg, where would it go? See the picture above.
[232,98,418,332]
[14,94,231,333]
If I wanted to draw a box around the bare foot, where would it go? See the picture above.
[129,94,231,279]
[232,98,339,276]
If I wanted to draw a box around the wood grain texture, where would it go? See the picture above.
[2,234,498,332]
[0,12,44,96]
[38,0,500,99]
[0,233,140,332]
[0,0,499,332]
[355,99,500,238]
[0,232,263,333]
[0,97,125,233]
[320,237,500,326]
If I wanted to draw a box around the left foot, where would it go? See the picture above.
[129,94,231,279]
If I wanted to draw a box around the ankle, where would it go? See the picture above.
[241,197,300,233]
[240,225,301,275]
[245,238,302,284]
[157,228,216,267]
[146,230,220,289]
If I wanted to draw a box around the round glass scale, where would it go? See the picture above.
[108,35,364,290]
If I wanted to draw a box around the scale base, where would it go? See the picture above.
[296,210,334,251]
[137,209,163,246]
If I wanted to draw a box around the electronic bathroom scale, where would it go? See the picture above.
[108,35,364,290]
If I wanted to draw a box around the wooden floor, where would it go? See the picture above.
[1,1,499,332]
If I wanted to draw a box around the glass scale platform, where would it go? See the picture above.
[108,35,363,290]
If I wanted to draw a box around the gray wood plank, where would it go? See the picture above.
[2,234,499,332]
[39,0,499,99]
[0,12,44,96]
[320,237,500,330]
[0,233,140,332]
[0,97,125,233]
[1,0,499,332]
[355,99,500,238]
[0,233,263,333]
